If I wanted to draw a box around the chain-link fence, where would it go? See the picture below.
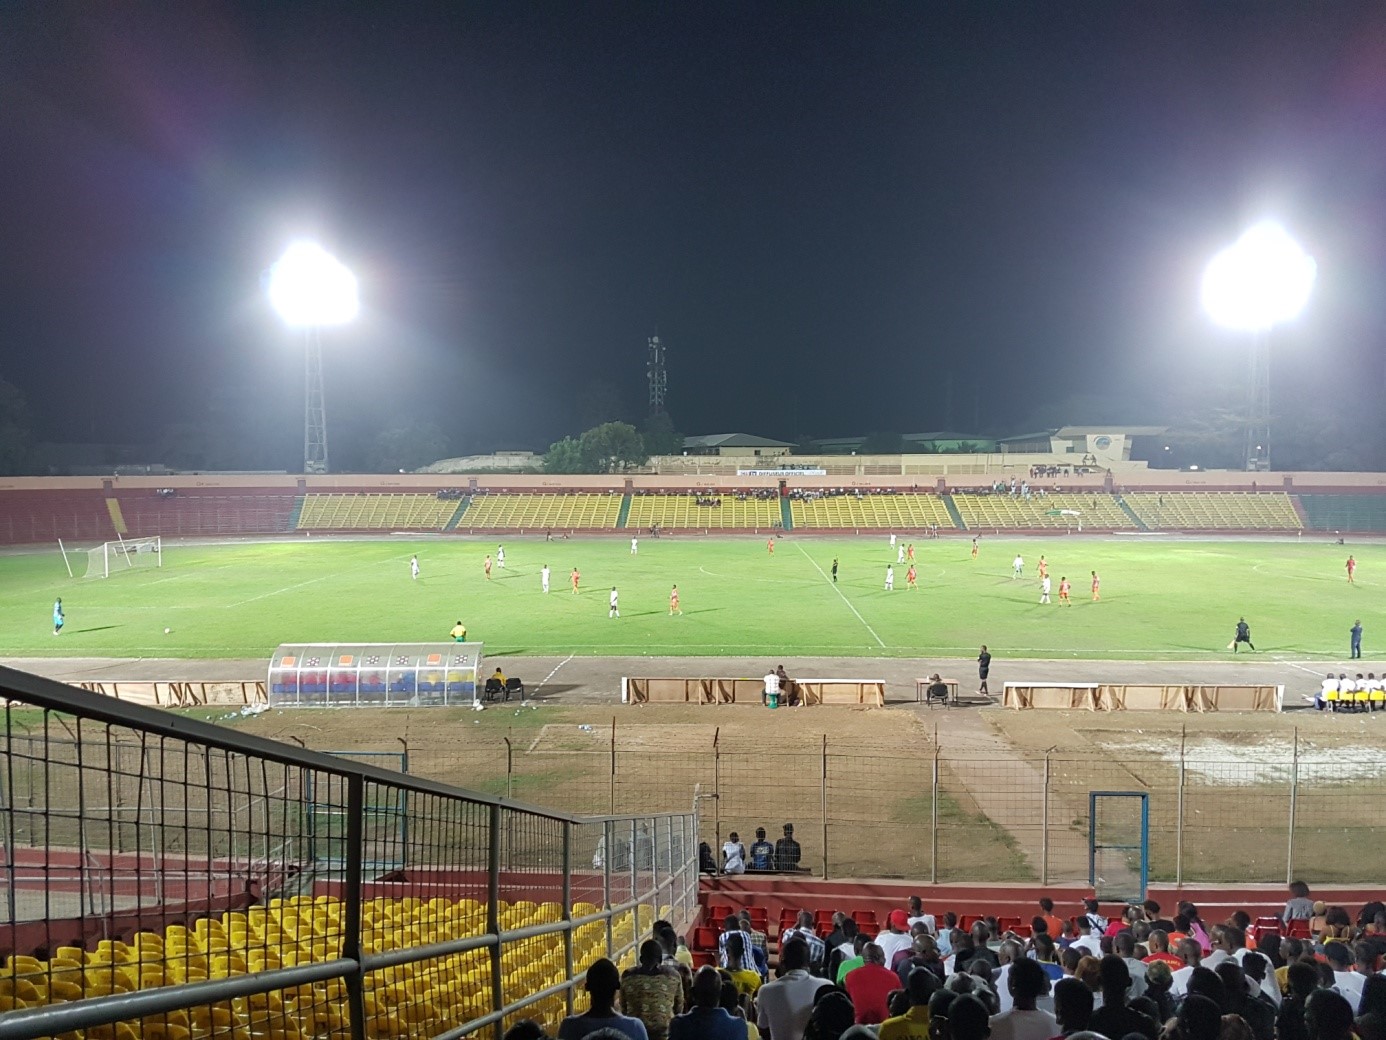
[399,726,1381,886]
[0,665,699,1040]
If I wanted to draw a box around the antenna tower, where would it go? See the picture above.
[647,335,667,417]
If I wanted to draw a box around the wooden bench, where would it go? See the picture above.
[916,677,961,707]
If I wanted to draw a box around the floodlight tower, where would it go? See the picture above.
[267,242,359,474]
[647,335,667,417]
[1201,222,1316,472]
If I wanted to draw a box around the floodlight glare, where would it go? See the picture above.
[268,242,359,328]
[1200,221,1316,332]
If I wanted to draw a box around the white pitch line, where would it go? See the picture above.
[795,544,885,648]
[535,653,574,693]
[222,555,407,607]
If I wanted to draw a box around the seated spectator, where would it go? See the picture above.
[1172,938,1204,996]
[1089,955,1157,1040]
[1038,898,1065,940]
[1072,956,1102,999]
[558,957,650,1040]
[1079,900,1108,938]
[758,939,830,1040]
[775,824,802,871]
[723,934,762,1001]
[1051,977,1093,1038]
[1356,975,1386,1040]
[1215,960,1274,1040]
[1030,933,1064,982]
[1145,929,1183,968]
[837,933,870,984]
[966,923,1001,972]
[1322,906,1352,943]
[879,966,937,1040]
[738,913,770,975]
[782,910,827,975]
[1323,942,1361,1005]
[1240,951,1279,1010]
[748,828,775,871]
[896,934,946,990]
[949,994,994,1040]
[717,977,759,1039]
[668,965,745,1040]
[1278,961,1319,1040]
[1142,959,1175,1024]
[988,957,1056,1040]
[1113,932,1148,998]
[1307,989,1357,1040]
[827,919,860,980]
[804,989,857,1040]
[1176,995,1225,1040]
[1284,882,1316,925]
[844,943,899,1024]
[876,910,915,968]
[907,895,936,934]
[1220,1014,1255,1040]
[620,940,683,1040]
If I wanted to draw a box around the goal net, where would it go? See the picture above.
[84,536,162,579]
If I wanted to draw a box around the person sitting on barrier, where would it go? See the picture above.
[621,940,684,1040]
[722,832,747,875]
[668,965,747,1040]
[558,957,651,1040]
[775,823,802,872]
[749,827,776,870]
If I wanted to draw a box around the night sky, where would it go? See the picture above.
[3,3,1386,466]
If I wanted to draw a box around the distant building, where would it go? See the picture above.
[998,426,1165,466]
[682,433,793,459]
[901,431,999,453]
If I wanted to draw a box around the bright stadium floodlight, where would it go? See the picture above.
[267,242,358,474]
[1201,221,1316,471]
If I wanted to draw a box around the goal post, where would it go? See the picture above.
[83,536,162,579]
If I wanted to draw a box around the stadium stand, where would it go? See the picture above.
[951,491,1137,530]
[1122,491,1302,530]
[790,492,956,530]
[460,492,623,530]
[1297,493,1386,533]
[0,489,115,544]
[117,489,298,537]
[628,492,782,530]
[297,493,460,530]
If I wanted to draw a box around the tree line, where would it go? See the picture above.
[543,413,683,474]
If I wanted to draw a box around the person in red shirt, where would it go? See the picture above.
[1347,555,1357,583]
[1058,577,1071,605]
[906,543,915,562]
[767,537,775,555]
[570,567,580,594]
[1038,555,1048,579]
[1142,929,1184,968]
[1090,571,1101,602]
[1038,898,1065,940]
[844,943,899,1025]
[906,565,918,590]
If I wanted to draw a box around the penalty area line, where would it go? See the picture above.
[795,543,885,648]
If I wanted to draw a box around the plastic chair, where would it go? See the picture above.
[852,910,879,931]
[814,909,836,929]
[707,904,734,923]
[747,907,769,930]
[692,926,718,951]
[1287,919,1310,938]
[960,914,982,931]
[504,677,525,701]
[484,678,504,702]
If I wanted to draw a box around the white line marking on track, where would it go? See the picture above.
[795,544,885,648]
[536,653,574,693]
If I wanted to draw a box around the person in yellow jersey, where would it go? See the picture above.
[491,666,507,688]
[449,620,467,642]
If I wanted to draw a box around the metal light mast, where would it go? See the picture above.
[647,335,667,417]
[303,326,329,474]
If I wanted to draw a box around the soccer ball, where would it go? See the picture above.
[164,627,171,634]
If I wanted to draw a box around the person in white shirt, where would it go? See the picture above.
[609,587,620,618]
[1170,938,1202,997]
[763,669,780,707]
[410,555,419,580]
[898,544,906,564]
[1113,933,1148,999]
[758,939,829,1040]
[890,533,897,550]
[874,910,914,968]
[541,564,550,593]
[905,895,936,934]
[630,536,638,555]
[1325,942,1366,1006]
[496,545,505,568]
[1315,673,1338,711]
[989,959,1057,1040]
[1013,555,1024,578]
[721,832,746,875]
[1040,576,1052,604]
[885,565,894,590]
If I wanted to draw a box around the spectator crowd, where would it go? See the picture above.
[503,881,1386,1040]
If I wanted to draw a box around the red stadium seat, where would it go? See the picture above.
[814,910,836,929]
[692,926,718,952]
[707,904,733,923]
[747,907,769,931]
[1287,919,1310,938]
[960,915,982,931]
[691,951,715,968]
[998,916,1022,933]
[853,910,879,932]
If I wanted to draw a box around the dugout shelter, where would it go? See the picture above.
[268,642,483,706]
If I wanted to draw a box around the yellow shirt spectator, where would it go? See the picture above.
[449,622,467,642]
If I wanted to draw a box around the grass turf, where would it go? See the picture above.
[0,535,1378,659]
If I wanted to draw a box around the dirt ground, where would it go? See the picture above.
[8,651,1379,882]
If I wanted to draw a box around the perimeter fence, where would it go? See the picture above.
[395,727,1380,886]
[0,665,700,1040]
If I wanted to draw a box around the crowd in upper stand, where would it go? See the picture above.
[504,881,1386,1040]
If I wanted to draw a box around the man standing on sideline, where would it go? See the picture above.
[1233,617,1254,652]
[831,557,839,583]
[449,620,467,643]
[410,555,419,580]
[541,564,550,593]
[609,587,620,618]
[631,536,638,555]
[977,645,992,698]
[1351,620,1363,659]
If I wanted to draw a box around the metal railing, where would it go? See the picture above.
[0,664,699,1040]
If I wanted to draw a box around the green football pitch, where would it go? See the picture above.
[0,535,1378,660]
